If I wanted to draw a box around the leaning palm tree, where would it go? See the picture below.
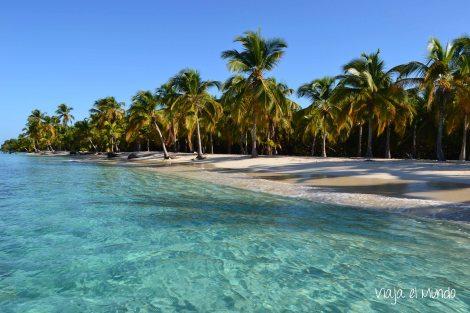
[127,91,170,159]
[392,36,469,161]
[298,77,339,157]
[221,30,287,157]
[169,69,221,159]
[333,50,397,158]
[74,119,97,151]
[55,104,74,127]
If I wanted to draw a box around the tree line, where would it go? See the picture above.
[2,31,469,161]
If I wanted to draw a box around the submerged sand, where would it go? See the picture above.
[36,151,470,221]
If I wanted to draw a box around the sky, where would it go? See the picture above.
[1,0,469,143]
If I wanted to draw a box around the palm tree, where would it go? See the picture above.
[381,86,416,159]
[155,83,180,152]
[454,36,470,160]
[218,95,238,154]
[55,104,74,127]
[456,82,470,160]
[42,115,58,151]
[54,104,74,151]
[334,50,397,158]
[127,91,170,159]
[393,37,469,161]
[169,69,221,159]
[24,109,44,152]
[265,80,298,155]
[221,30,287,157]
[447,75,470,160]
[298,77,339,157]
[74,119,97,152]
[221,75,252,154]
[90,97,125,152]
[200,98,223,154]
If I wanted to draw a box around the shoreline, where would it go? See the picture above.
[25,151,470,222]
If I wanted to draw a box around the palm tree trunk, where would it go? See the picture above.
[459,114,468,161]
[210,133,214,154]
[251,117,258,158]
[147,138,150,152]
[185,137,191,152]
[173,131,178,153]
[153,120,170,159]
[436,104,445,161]
[245,132,248,155]
[195,115,205,159]
[88,138,97,152]
[412,124,417,159]
[266,128,272,156]
[272,124,278,155]
[227,137,232,154]
[366,117,373,158]
[311,136,316,156]
[385,124,391,159]
[357,124,362,157]
[322,132,327,157]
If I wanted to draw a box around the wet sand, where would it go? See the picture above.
[247,172,470,203]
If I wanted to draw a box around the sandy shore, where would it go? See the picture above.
[37,151,470,221]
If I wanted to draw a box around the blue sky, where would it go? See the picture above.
[1,0,469,142]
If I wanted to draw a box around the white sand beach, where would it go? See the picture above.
[45,151,470,221]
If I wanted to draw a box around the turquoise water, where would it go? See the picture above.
[0,154,468,312]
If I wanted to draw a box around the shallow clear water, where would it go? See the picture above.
[0,154,469,312]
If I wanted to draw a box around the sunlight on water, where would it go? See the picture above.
[0,154,469,312]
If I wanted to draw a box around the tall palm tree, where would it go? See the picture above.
[155,83,180,152]
[334,50,397,158]
[169,69,221,159]
[447,75,470,160]
[454,36,470,160]
[456,82,470,160]
[221,30,287,157]
[127,91,170,159]
[393,37,469,161]
[298,77,339,157]
[55,104,74,127]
